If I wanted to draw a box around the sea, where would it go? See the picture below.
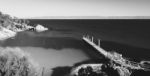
[0,19,150,76]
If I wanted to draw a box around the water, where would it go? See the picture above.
[29,19,150,49]
[29,19,150,60]
[0,32,91,76]
[0,19,150,76]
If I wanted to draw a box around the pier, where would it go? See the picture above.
[82,35,144,70]
[83,35,108,57]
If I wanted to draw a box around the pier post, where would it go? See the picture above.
[41,67,45,76]
[87,35,89,40]
[92,36,93,42]
[98,39,100,46]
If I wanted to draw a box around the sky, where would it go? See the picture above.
[0,0,150,18]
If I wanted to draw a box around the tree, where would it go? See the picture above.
[0,47,40,76]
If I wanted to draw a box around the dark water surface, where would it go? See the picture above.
[29,19,150,49]
[29,19,150,60]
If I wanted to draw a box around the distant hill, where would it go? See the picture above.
[25,16,150,19]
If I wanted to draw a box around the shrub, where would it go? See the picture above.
[0,47,39,76]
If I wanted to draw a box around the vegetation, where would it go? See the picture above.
[0,47,40,76]
[0,11,30,31]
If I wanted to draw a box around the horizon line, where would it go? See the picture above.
[21,16,150,19]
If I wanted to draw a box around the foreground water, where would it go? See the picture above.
[0,32,91,76]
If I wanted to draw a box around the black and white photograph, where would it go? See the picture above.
[0,0,150,76]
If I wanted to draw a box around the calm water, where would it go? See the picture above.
[29,19,150,49]
[29,19,150,60]
[1,19,150,76]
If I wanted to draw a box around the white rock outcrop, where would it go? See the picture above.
[0,27,16,40]
[35,24,48,32]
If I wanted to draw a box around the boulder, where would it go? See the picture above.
[35,24,48,32]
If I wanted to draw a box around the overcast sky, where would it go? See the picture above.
[0,0,150,18]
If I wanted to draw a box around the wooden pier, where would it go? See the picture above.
[83,35,108,57]
[82,35,143,70]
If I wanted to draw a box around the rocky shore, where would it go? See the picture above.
[0,23,48,40]
[0,12,48,40]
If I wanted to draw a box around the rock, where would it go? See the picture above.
[35,24,48,32]
[0,26,16,40]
